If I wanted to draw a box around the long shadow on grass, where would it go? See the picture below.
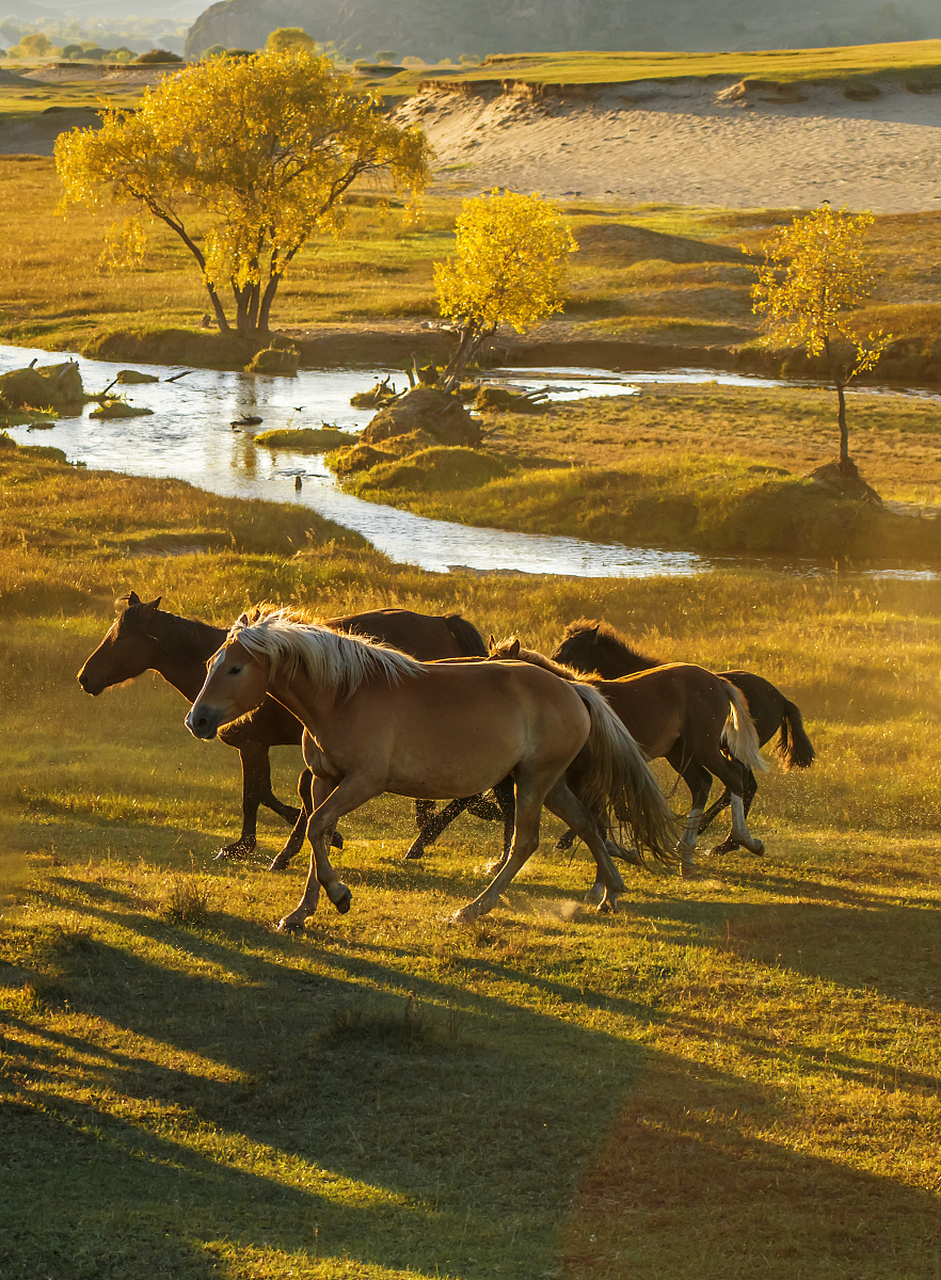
[5,906,651,1279]
[562,1046,941,1280]
[614,881,941,1014]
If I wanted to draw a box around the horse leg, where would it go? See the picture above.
[725,790,765,857]
[216,744,299,860]
[269,769,313,870]
[697,786,731,835]
[404,796,475,860]
[278,772,381,931]
[702,760,764,857]
[554,828,577,853]
[667,751,712,878]
[453,771,548,922]
[542,779,627,912]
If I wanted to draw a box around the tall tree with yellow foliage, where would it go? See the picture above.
[434,189,576,390]
[55,50,430,336]
[751,204,889,477]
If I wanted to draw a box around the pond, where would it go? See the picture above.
[0,342,931,580]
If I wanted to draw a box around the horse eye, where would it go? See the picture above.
[228,665,243,676]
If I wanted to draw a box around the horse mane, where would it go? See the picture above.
[119,596,225,655]
[557,617,662,671]
[488,636,599,684]
[230,608,425,694]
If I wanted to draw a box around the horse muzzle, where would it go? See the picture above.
[185,702,222,740]
[77,668,103,696]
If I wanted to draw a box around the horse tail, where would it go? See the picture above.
[571,682,679,867]
[444,614,489,657]
[720,681,770,775]
[776,698,816,771]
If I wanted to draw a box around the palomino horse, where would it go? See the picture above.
[77,593,507,859]
[552,618,815,854]
[489,638,767,874]
[185,610,677,929]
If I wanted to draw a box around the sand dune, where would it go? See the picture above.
[396,78,941,212]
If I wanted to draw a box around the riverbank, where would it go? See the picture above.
[331,379,941,567]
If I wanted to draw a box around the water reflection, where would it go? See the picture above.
[1,342,933,580]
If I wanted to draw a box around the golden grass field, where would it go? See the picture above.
[2,46,941,1276]
[2,435,941,1279]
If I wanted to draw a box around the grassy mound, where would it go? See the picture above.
[254,425,352,451]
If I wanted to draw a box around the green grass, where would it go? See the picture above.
[371,40,941,95]
[332,380,941,561]
[3,439,941,1277]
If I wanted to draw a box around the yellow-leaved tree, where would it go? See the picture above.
[433,189,576,390]
[751,204,889,478]
[55,49,431,336]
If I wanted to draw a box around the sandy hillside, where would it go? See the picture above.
[395,78,941,212]
[5,67,941,212]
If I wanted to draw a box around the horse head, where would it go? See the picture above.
[77,592,163,695]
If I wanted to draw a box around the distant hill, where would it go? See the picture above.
[185,0,941,64]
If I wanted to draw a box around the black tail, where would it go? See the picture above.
[444,614,488,657]
[776,699,815,771]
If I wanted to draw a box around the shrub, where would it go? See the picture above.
[136,49,184,64]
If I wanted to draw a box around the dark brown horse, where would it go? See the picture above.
[77,593,503,859]
[185,610,678,928]
[552,618,815,854]
[489,638,767,873]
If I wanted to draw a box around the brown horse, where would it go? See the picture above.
[552,618,815,854]
[77,593,505,859]
[489,637,767,873]
[185,609,678,929]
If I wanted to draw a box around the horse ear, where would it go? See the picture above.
[141,596,161,616]
[589,625,599,641]
[488,634,497,652]
[126,591,141,606]
[235,611,251,628]
[507,637,520,658]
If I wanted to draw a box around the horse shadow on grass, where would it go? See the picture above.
[5,892,654,1280]
[562,1043,941,1280]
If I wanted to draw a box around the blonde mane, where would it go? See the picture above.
[229,608,425,694]
[489,636,600,684]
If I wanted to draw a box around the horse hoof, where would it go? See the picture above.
[584,884,605,906]
[330,886,352,914]
[709,839,740,857]
[403,848,424,861]
[215,841,253,862]
[277,917,304,933]
[745,839,765,857]
[268,857,291,872]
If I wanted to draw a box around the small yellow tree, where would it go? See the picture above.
[55,49,430,336]
[751,204,889,477]
[266,27,317,55]
[434,189,576,389]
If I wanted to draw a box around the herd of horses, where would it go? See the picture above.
[77,593,815,931]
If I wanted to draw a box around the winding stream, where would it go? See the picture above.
[1,342,931,579]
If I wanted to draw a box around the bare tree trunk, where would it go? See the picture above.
[823,334,853,475]
[441,322,496,393]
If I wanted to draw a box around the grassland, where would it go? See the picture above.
[3,153,941,365]
[333,378,941,564]
[372,40,941,95]
[2,436,941,1279]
